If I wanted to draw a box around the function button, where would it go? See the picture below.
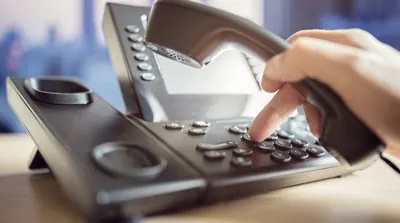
[277,130,294,140]
[307,146,326,157]
[255,141,275,153]
[233,148,253,157]
[291,138,309,149]
[188,128,207,136]
[204,151,226,160]
[237,123,250,129]
[290,149,309,160]
[128,34,143,42]
[140,73,155,81]
[229,125,247,135]
[271,151,291,163]
[274,139,293,151]
[165,122,184,130]
[134,53,149,62]
[241,133,255,143]
[231,157,252,167]
[131,43,146,52]
[196,141,238,151]
[125,25,140,33]
[264,135,278,142]
[192,121,211,128]
[137,63,152,71]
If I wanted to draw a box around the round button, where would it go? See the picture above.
[140,73,155,81]
[291,138,309,149]
[233,148,253,157]
[307,146,326,157]
[290,149,309,160]
[128,34,143,42]
[241,133,255,143]
[228,125,247,135]
[165,123,184,130]
[277,130,294,139]
[192,121,211,128]
[264,135,278,142]
[231,157,252,167]
[204,151,226,160]
[137,63,152,71]
[125,25,140,33]
[274,139,293,151]
[134,53,149,62]
[131,43,146,52]
[255,141,275,153]
[271,151,291,163]
[188,128,207,136]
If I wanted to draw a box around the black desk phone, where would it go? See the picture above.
[6,0,385,222]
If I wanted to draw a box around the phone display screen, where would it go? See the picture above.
[153,50,261,95]
[141,14,261,95]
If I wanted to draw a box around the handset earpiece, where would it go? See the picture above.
[144,0,385,168]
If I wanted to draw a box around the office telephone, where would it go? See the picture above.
[6,1,385,222]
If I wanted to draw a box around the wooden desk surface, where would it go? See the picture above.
[1,134,400,223]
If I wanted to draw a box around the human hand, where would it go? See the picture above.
[248,29,400,150]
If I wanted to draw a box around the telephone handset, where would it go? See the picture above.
[143,0,384,167]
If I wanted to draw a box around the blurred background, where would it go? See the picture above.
[1,0,400,133]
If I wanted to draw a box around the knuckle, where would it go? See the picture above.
[290,38,312,55]
[344,52,371,75]
[343,28,374,43]
[287,30,312,43]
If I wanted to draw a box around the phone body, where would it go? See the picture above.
[5,3,378,222]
